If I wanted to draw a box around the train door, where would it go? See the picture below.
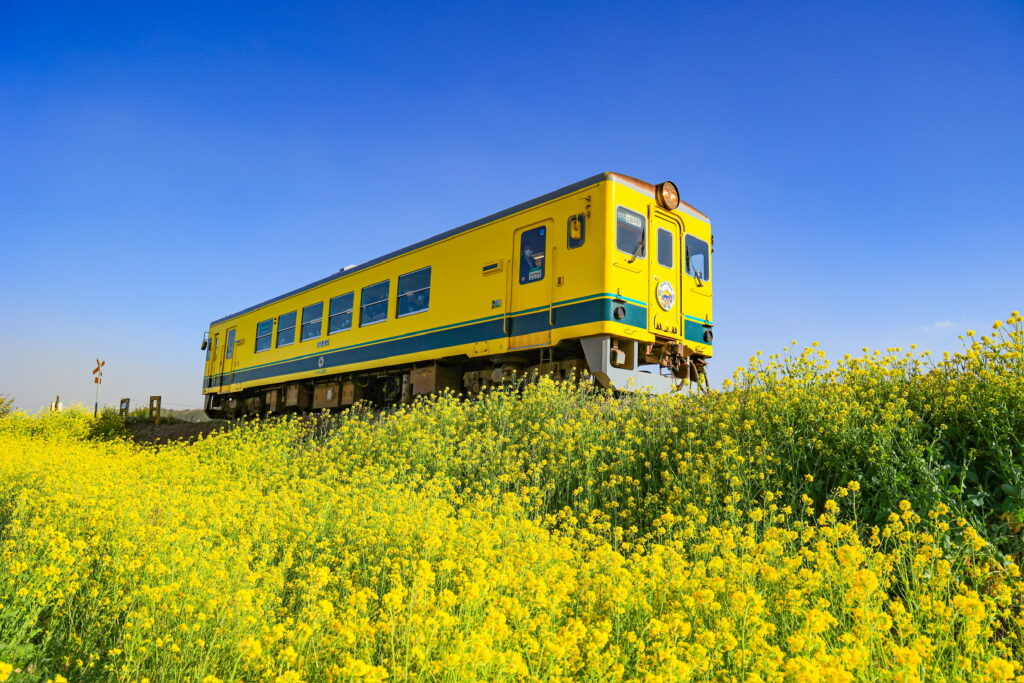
[509,223,552,350]
[648,210,684,339]
[219,327,237,389]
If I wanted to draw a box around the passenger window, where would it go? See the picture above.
[360,281,390,326]
[567,214,585,249]
[685,235,710,281]
[301,302,323,341]
[657,229,673,268]
[255,320,273,353]
[328,293,354,334]
[616,206,646,258]
[518,226,546,284]
[226,328,236,359]
[397,267,431,317]
[276,311,297,347]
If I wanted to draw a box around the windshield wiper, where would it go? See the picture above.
[685,249,705,287]
[692,270,704,288]
[626,229,645,264]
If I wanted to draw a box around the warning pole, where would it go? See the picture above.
[92,359,105,417]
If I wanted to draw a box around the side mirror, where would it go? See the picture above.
[569,216,582,240]
[567,214,585,248]
[201,339,208,351]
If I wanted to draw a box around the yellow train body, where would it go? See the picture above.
[201,172,713,415]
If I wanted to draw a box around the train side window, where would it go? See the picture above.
[616,206,646,258]
[301,302,323,341]
[657,228,673,268]
[328,292,354,334]
[685,235,710,281]
[226,328,236,359]
[360,281,390,326]
[397,267,430,317]
[255,319,273,353]
[276,311,297,347]
[567,214,585,249]
[519,226,546,284]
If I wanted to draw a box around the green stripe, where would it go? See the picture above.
[206,292,712,388]
[217,292,651,375]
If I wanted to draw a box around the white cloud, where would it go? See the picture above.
[921,320,954,332]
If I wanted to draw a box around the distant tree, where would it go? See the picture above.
[0,394,12,417]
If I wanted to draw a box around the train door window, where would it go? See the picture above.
[657,228,673,268]
[255,319,273,353]
[616,206,646,258]
[276,311,297,347]
[685,235,710,281]
[397,267,431,317]
[360,281,390,326]
[328,292,354,334]
[567,214,585,249]
[226,328,236,359]
[519,226,546,284]
[301,302,324,341]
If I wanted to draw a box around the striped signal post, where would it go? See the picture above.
[92,359,105,417]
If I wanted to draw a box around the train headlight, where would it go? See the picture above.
[655,181,680,211]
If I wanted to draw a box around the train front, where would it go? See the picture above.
[580,176,713,392]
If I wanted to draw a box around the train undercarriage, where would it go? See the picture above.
[204,335,708,418]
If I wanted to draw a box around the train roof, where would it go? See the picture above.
[210,172,708,326]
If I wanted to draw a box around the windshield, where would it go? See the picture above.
[685,235,710,281]
[616,206,646,258]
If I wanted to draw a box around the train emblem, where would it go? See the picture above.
[656,280,676,311]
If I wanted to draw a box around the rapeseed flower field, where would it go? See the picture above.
[1,314,1022,682]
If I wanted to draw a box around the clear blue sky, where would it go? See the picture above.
[2,1,1022,411]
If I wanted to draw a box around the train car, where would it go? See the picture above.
[201,172,713,416]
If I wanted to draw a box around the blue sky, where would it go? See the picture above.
[2,1,1022,411]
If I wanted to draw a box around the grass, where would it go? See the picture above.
[0,312,1021,681]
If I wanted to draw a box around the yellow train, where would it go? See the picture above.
[201,172,713,416]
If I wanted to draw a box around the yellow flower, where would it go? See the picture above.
[239,637,263,659]
[1,315,1022,682]
[985,656,1016,680]
[850,568,879,597]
